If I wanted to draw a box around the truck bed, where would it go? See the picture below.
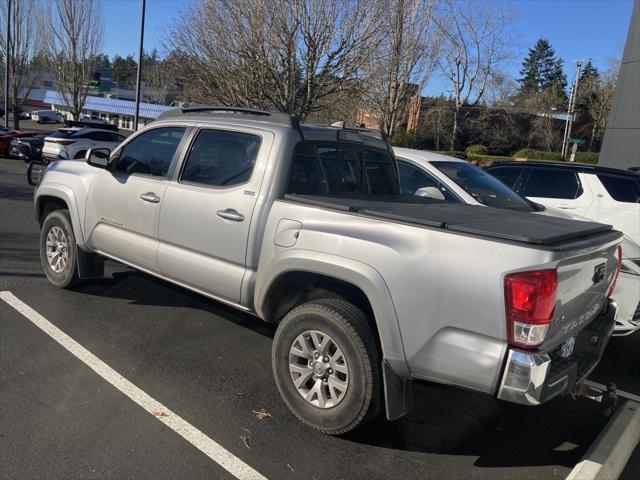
[284,194,620,247]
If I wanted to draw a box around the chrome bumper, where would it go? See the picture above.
[497,300,617,406]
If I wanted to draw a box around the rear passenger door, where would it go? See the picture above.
[521,168,593,216]
[157,126,273,304]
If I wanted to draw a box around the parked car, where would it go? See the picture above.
[395,148,640,336]
[484,161,640,246]
[31,110,64,124]
[0,128,41,156]
[80,114,107,124]
[42,127,126,160]
[9,132,48,162]
[34,107,622,434]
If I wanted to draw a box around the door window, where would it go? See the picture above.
[597,175,640,203]
[486,166,524,190]
[115,127,185,177]
[397,161,457,201]
[523,169,583,199]
[180,129,261,187]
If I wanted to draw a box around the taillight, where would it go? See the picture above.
[608,245,622,296]
[504,269,557,349]
[47,139,75,145]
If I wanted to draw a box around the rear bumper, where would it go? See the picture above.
[497,299,617,406]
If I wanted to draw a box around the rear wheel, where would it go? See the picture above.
[40,210,81,288]
[272,298,380,435]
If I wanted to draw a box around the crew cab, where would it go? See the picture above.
[34,108,623,434]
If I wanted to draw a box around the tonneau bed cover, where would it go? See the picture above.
[284,195,621,247]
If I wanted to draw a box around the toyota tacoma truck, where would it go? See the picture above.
[34,107,623,434]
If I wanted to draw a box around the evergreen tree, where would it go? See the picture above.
[518,38,567,96]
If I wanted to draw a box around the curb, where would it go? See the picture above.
[566,401,640,480]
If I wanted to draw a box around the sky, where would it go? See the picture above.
[101,0,635,95]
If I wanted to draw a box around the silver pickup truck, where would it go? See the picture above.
[34,107,623,434]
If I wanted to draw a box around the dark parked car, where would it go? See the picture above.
[0,128,41,156]
[9,132,48,161]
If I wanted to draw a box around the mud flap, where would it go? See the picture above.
[383,360,412,421]
[77,247,104,279]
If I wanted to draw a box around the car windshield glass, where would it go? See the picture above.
[434,161,535,211]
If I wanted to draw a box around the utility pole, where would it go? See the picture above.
[4,0,11,129]
[133,0,146,131]
[561,60,585,159]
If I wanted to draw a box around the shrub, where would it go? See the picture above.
[465,144,488,156]
[513,149,562,161]
[575,152,599,164]
[440,150,467,160]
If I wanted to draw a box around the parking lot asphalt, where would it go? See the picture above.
[1,156,639,480]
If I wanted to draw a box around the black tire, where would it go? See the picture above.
[40,210,81,288]
[272,298,381,435]
[73,150,86,159]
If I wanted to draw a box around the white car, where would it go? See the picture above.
[484,161,640,247]
[394,147,640,336]
[42,127,126,161]
[31,110,64,124]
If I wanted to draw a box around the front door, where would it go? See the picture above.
[84,126,187,272]
[158,127,271,304]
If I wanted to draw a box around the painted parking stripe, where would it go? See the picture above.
[0,291,267,480]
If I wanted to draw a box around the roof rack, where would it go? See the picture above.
[328,120,387,141]
[156,105,300,129]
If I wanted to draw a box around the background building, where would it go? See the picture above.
[599,0,640,169]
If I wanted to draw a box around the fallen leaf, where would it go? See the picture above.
[252,409,273,421]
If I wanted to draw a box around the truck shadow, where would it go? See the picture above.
[75,261,609,470]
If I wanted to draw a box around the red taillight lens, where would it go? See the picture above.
[505,269,557,349]
[608,246,622,296]
[47,139,75,145]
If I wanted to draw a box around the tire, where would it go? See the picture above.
[40,210,81,288]
[73,150,86,159]
[272,298,381,435]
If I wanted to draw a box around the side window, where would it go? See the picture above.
[288,145,325,195]
[114,134,126,143]
[397,161,457,201]
[317,147,362,194]
[90,131,112,142]
[597,175,640,203]
[487,166,523,190]
[180,129,261,187]
[523,169,582,199]
[115,127,185,177]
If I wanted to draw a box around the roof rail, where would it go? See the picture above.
[156,105,300,129]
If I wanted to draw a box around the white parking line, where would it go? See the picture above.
[0,291,267,480]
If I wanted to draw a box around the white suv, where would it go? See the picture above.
[42,128,126,161]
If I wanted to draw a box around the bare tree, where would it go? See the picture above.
[166,0,383,120]
[363,0,440,137]
[0,0,41,129]
[41,0,103,120]
[435,0,511,149]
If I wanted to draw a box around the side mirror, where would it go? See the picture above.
[86,148,111,169]
[415,186,445,201]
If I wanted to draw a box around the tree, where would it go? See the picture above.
[576,64,616,150]
[363,0,440,137]
[435,0,511,150]
[165,0,384,120]
[517,38,567,98]
[142,50,173,105]
[0,0,41,129]
[111,54,137,86]
[41,0,104,120]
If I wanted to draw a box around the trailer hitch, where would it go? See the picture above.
[571,382,619,417]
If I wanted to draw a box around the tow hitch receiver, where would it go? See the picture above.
[572,382,619,417]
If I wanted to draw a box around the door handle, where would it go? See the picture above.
[139,192,161,203]
[217,209,245,222]
[558,205,577,210]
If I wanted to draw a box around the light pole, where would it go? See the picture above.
[133,0,146,131]
[561,60,585,159]
[4,0,11,129]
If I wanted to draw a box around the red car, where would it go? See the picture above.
[0,128,39,156]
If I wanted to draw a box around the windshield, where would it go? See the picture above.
[434,161,535,212]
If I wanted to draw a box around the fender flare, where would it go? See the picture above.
[35,182,87,249]
[255,249,410,378]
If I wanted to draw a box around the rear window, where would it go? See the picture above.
[598,175,640,203]
[523,169,583,199]
[48,130,77,139]
[287,143,399,196]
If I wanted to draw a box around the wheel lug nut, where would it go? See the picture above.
[327,368,333,374]
[314,352,319,359]
[323,356,329,362]
[322,377,328,383]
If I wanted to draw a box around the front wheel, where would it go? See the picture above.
[272,298,381,435]
[40,210,81,288]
